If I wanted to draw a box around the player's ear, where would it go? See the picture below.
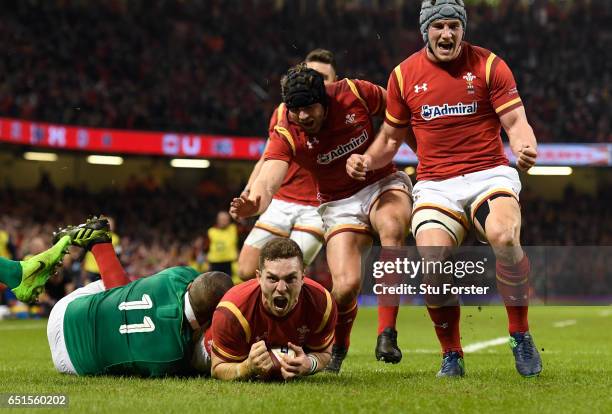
[255,269,262,281]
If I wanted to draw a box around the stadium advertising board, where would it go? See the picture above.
[1,117,610,166]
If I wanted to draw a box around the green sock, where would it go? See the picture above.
[0,257,23,289]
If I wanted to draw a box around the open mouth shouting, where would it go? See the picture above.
[273,295,289,313]
[437,40,455,55]
[299,118,316,132]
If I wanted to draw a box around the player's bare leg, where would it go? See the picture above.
[54,217,129,289]
[370,189,411,363]
[417,228,465,377]
[238,244,261,281]
[324,231,372,373]
[476,195,542,377]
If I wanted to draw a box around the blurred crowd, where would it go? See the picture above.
[0,0,609,142]
[1,178,610,313]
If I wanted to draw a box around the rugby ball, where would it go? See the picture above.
[270,346,296,362]
[263,346,296,381]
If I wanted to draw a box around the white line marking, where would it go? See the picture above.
[410,348,439,354]
[553,319,577,328]
[599,309,612,317]
[406,337,509,355]
[0,323,46,331]
[463,337,508,353]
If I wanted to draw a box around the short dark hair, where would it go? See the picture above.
[258,238,304,270]
[305,48,337,72]
[189,271,234,324]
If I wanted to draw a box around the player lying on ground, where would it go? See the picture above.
[0,237,70,303]
[210,237,338,381]
[40,218,234,377]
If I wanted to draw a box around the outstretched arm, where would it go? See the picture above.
[230,160,289,219]
[241,156,265,197]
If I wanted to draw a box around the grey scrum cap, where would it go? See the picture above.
[419,0,467,43]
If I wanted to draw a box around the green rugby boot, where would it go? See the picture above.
[12,235,71,303]
[53,216,111,250]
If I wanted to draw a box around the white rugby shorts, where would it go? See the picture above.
[244,198,324,265]
[47,280,106,375]
[318,171,413,241]
[411,165,522,245]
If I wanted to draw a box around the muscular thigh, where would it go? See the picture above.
[326,232,372,296]
[473,195,522,243]
[369,189,412,244]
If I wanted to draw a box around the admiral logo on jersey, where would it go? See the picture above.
[421,101,478,121]
[317,130,368,164]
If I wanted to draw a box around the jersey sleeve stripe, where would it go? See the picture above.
[212,343,248,362]
[495,97,522,114]
[315,289,333,334]
[274,126,296,156]
[217,301,252,343]
[306,331,334,351]
[393,65,404,100]
[385,110,410,126]
[485,52,497,88]
[276,103,285,121]
[371,86,384,115]
[345,79,370,112]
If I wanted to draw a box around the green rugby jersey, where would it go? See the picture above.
[63,266,199,376]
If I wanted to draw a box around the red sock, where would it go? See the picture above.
[334,299,358,349]
[496,254,530,333]
[91,243,130,289]
[376,248,401,334]
[377,305,399,335]
[427,305,462,356]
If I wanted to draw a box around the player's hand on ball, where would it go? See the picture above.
[247,340,273,376]
[516,144,537,172]
[346,154,371,181]
[229,193,261,219]
[278,342,310,380]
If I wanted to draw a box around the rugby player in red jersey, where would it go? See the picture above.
[346,0,541,378]
[230,65,413,372]
[237,49,338,281]
[210,238,337,380]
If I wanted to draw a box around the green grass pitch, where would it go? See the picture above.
[1,306,611,413]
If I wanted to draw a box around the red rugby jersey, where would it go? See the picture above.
[210,278,337,363]
[385,42,522,181]
[265,79,395,203]
[266,104,319,206]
